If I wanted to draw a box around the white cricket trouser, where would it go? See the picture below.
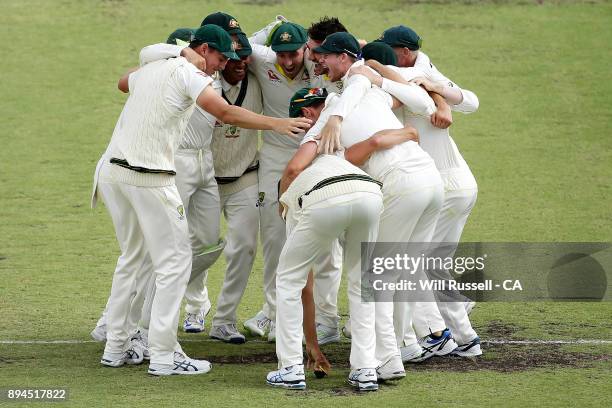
[313,240,342,328]
[92,157,154,337]
[431,169,478,345]
[212,183,260,326]
[400,169,478,345]
[374,166,444,364]
[276,192,382,369]
[95,253,153,336]
[175,149,220,314]
[98,169,191,366]
[258,145,341,321]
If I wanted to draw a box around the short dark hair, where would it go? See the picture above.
[307,17,347,42]
[297,99,325,117]
[189,40,204,49]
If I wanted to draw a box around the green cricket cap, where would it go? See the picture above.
[361,41,397,66]
[201,12,244,35]
[313,32,361,59]
[380,25,422,50]
[236,33,252,58]
[289,87,328,118]
[270,22,307,52]
[166,28,195,45]
[194,24,239,60]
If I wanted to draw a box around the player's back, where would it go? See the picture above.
[281,155,382,226]
[339,88,435,180]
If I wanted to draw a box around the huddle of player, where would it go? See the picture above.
[90,12,480,391]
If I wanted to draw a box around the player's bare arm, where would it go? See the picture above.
[344,126,419,166]
[196,85,312,136]
[302,271,331,378]
[429,93,453,129]
[410,76,463,105]
[117,67,138,93]
[180,47,207,71]
[348,65,401,108]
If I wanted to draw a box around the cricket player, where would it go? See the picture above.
[135,16,261,338]
[208,29,263,344]
[312,31,460,378]
[243,21,342,343]
[305,17,346,94]
[175,12,253,336]
[268,87,393,391]
[92,24,311,376]
[91,26,230,342]
[375,25,482,358]
[90,28,200,344]
[346,39,459,362]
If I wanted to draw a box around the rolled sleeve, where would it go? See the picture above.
[452,89,479,113]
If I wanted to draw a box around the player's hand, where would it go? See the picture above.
[306,347,331,378]
[410,76,443,94]
[349,65,382,87]
[315,116,342,154]
[181,47,206,72]
[275,117,312,137]
[430,105,453,129]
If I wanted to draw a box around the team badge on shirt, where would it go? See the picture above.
[177,205,185,220]
[267,69,282,84]
[225,125,240,138]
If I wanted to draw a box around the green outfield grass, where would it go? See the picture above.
[1,0,611,406]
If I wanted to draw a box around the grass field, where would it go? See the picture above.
[1,0,611,406]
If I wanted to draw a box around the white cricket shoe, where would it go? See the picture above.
[341,318,352,339]
[348,368,378,391]
[267,321,276,343]
[400,342,430,363]
[131,331,150,360]
[183,307,210,333]
[418,328,458,358]
[209,324,246,344]
[244,311,271,337]
[266,364,306,390]
[376,354,406,381]
[451,336,482,357]
[90,324,107,342]
[316,323,340,345]
[100,345,144,367]
[148,351,212,376]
